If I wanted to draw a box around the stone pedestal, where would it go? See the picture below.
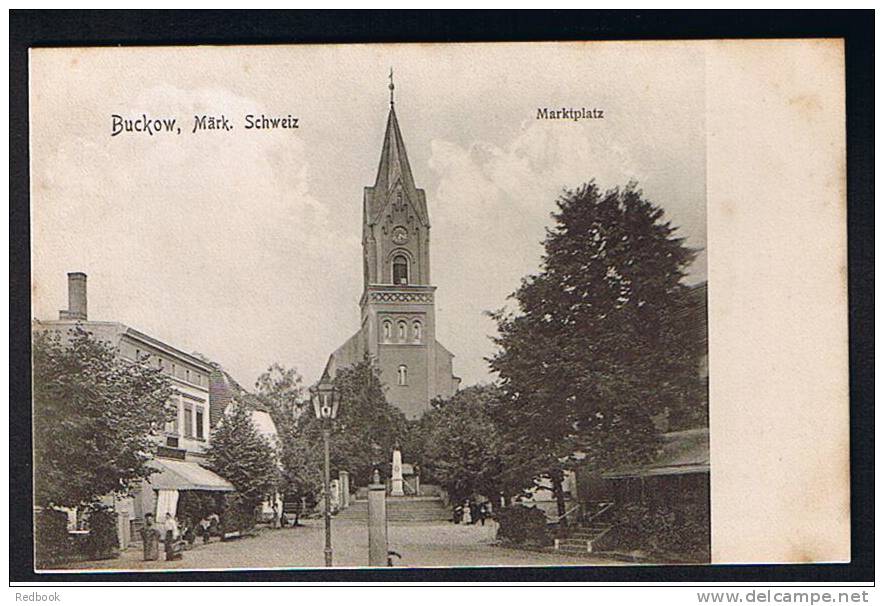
[367,478,388,567]
[339,470,350,509]
[391,449,404,496]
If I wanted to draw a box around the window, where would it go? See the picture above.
[397,365,408,386]
[412,320,422,343]
[172,363,177,377]
[392,255,409,285]
[135,348,141,361]
[196,406,204,439]
[398,321,407,341]
[184,403,193,438]
[383,320,392,342]
[185,369,191,383]
[166,399,180,436]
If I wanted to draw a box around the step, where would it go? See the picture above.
[557,544,596,555]
[334,498,450,522]
[567,527,612,540]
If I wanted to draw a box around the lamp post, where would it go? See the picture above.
[310,374,340,567]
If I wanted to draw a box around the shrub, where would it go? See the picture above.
[496,505,551,546]
[220,494,256,536]
[612,494,710,562]
[81,507,119,560]
[34,509,73,567]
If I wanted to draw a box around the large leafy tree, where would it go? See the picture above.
[206,400,279,514]
[421,384,507,504]
[32,325,173,509]
[300,356,410,486]
[255,362,307,421]
[254,363,322,506]
[488,181,700,515]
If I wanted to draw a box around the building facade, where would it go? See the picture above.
[323,90,460,419]
[33,273,233,544]
[36,273,214,461]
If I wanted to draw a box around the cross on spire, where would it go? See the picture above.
[388,67,395,106]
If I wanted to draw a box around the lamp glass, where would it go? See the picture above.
[311,378,339,420]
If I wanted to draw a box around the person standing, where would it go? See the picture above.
[140,513,160,561]
[163,512,181,561]
[462,500,472,525]
[198,517,211,544]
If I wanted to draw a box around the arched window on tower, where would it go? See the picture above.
[398,320,407,341]
[397,364,408,386]
[392,254,409,285]
[382,320,392,342]
[412,320,422,343]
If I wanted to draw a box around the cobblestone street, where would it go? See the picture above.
[56,519,622,571]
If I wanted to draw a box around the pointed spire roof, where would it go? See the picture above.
[364,80,428,226]
[373,107,419,204]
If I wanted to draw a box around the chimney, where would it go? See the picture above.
[59,272,87,320]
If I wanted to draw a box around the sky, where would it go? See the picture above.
[30,42,707,391]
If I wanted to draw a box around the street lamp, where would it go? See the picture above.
[310,373,340,567]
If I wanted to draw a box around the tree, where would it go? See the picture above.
[255,362,307,421]
[206,400,279,518]
[32,325,174,509]
[488,181,700,516]
[299,356,410,486]
[254,363,323,520]
[421,384,507,504]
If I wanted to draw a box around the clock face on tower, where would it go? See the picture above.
[392,226,409,245]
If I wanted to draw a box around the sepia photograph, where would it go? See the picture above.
[28,41,710,571]
[15,11,865,583]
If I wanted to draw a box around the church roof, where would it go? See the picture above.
[366,106,428,226]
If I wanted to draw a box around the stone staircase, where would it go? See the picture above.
[335,495,450,523]
[554,501,616,555]
[555,524,615,554]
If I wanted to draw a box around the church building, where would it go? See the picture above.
[322,80,460,419]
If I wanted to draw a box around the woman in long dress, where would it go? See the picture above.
[163,513,181,561]
[140,513,160,561]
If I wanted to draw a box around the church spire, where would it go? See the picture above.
[374,105,416,197]
[364,74,428,229]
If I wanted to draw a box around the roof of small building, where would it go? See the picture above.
[603,427,709,479]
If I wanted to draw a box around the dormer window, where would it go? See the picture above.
[393,254,409,285]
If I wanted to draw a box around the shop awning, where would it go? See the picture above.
[147,458,235,492]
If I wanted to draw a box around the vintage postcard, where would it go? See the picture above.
[27,39,847,572]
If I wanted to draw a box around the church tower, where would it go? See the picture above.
[323,77,460,419]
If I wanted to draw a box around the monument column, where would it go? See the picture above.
[391,448,404,496]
